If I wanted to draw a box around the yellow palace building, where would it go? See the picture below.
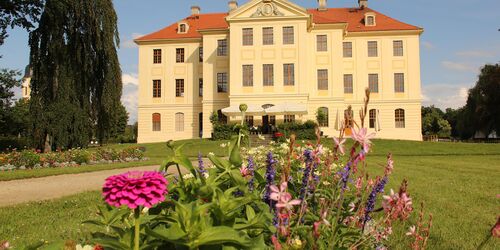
[134,0,423,143]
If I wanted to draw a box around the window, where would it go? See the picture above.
[368,74,379,93]
[393,40,403,56]
[199,47,203,62]
[153,49,162,64]
[283,64,295,86]
[176,48,185,63]
[176,79,184,97]
[318,107,329,127]
[369,109,377,129]
[344,74,353,94]
[179,24,187,33]
[343,42,352,58]
[317,35,327,52]
[366,16,375,26]
[317,69,328,90]
[242,28,253,46]
[263,64,274,86]
[395,109,405,128]
[153,80,161,98]
[284,115,295,123]
[394,73,405,93]
[245,116,254,127]
[243,65,253,87]
[217,110,227,124]
[199,78,203,97]
[283,26,294,45]
[217,39,228,56]
[263,27,273,45]
[270,115,276,125]
[175,113,184,132]
[368,41,378,57]
[152,113,161,131]
[217,73,228,93]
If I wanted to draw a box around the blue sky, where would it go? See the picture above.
[1,0,499,123]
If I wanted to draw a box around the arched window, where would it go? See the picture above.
[217,110,227,124]
[395,109,405,128]
[175,113,184,132]
[152,113,161,131]
[369,109,377,129]
[318,107,329,127]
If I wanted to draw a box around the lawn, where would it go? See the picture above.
[0,139,499,249]
[0,139,228,181]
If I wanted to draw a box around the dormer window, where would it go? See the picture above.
[178,23,188,34]
[365,12,376,26]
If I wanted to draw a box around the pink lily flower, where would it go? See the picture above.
[276,193,301,211]
[351,128,376,152]
[333,137,346,155]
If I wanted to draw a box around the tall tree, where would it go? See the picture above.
[0,69,21,135]
[458,64,500,139]
[29,0,123,150]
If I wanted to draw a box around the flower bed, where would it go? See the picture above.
[0,147,146,171]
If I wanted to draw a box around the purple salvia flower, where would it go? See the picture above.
[263,152,277,206]
[363,176,389,227]
[247,156,255,192]
[198,152,207,177]
[299,149,313,200]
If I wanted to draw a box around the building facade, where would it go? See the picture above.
[135,0,423,143]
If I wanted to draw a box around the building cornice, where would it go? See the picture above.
[345,29,424,37]
[134,38,202,45]
[197,28,230,35]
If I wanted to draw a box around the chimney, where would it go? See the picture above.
[358,0,368,8]
[228,1,238,12]
[191,6,200,15]
[318,0,327,11]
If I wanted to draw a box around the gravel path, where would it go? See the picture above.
[0,165,169,207]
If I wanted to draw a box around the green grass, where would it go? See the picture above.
[0,139,499,249]
[0,191,103,248]
[0,139,227,181]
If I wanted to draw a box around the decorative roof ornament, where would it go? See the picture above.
[251,1,284,17]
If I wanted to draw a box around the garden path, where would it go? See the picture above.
[0,164,190,207]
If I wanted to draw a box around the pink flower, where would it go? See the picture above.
[492,217,500,238]
[103,171,168,209]
[385,155,394,175]
[270,182,288,202]
[276,193,301,211]
[240,165,250,177]
[382,189,413,221]
[333,137,346,155]
[351,128,376,152]
[271,235,282,250]
[0,241,9,250]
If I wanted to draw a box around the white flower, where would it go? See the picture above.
[183,173,195,179]
[220,143,227,148]
[322,181,331,185]
[202,172,210,178]
[76,245,94,250]
[314,171,321,177]
[208,152,215,156]
[258,134,265,140]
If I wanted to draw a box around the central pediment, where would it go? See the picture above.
[226,0,311,22]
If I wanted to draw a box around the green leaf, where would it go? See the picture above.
[194,226,252,248]
[229,139,242,167]
[208,154,231,171]
[146,224,188,243]
[245,205,256,221]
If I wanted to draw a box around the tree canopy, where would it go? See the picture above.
[0,0,43,46]
[29,0,124,150]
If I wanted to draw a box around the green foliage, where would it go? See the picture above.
[0,0,43,47]
[0,69,22,135]
[421,106,451,138]
[29,0,124,150]
[210,111,219,126]
[0,136,30,151]
[316,108,327,127]
[213,123,238,140]
[277,120,317,140]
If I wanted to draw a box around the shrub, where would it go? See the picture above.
[0,137,30,152]
[213,123,238,140]
[277,120,317,140]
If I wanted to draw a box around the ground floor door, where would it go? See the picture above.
[199,112,203,138]
[262,115,269,134]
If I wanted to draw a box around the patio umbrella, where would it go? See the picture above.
[221,104,266,116]
[264,103,307,115]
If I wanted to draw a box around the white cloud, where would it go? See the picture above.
[456,50,495,58]
[422,83,472,110]
[121,73,139,123]
[120,33,144,49]
[441,61,477,72]
[422,41,435,50]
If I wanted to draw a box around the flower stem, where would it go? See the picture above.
[134,207,141,250]
[176,163,185,188]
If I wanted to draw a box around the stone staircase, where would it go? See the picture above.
[249,134,273,147]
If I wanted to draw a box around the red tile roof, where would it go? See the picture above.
[135,7,420,42]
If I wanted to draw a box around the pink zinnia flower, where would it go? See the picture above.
[103,171,168,209]
[351,128,376,152]
[333,137,346,155]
